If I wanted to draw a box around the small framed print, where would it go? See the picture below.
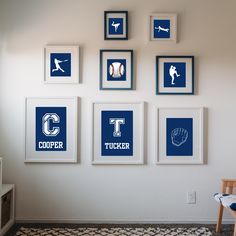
[156,56,194,95]
[92,102,144,164]
[156,107,205,165]
[104,11,128,40]
[149,13,177,42]
[100,50,133,90]
[44,45,79,84]
[25,97,78,163]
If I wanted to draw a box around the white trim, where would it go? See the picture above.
[15,217,235,224]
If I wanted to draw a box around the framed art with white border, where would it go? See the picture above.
[25,97,78,163]
[100,50,133,90]
[156,56,194,95]
[44,45,79,84]
[92,102,144,164]
[104,11,128,40]
[156,107,205,165]
[149,13,177,42]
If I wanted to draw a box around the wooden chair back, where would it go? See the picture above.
[221,179,236,194]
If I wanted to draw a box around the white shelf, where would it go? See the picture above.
[0,185,14,197]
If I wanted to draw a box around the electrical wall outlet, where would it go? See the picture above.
[187,191,196,204]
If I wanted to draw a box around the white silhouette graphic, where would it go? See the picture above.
[111,21,121,32]
[109,62,125,78]
[171,128,188,147]
[169,65,180,85]
[52,58,68,73]
[155,25,169,33]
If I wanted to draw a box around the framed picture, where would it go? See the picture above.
[156,56,194,95]
[149,13,177,42]
[100,50,133,90]
[104,11,128,40]
[92,102,144,164]
[44,45,79,84]
[25,97,78,163]
[156,107,205,164]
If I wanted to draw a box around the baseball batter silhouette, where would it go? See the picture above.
[169,65,180,85]
[52,58,68,73]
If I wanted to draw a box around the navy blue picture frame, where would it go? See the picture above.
[100,49,133,90]
[104,11,128,40]
[156,56,194,95]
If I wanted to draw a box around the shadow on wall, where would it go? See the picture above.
[0,0,83,41]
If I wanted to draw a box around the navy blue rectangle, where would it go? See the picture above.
[50,53,71,77]
[154,19,170,39]
[164,62,186,87]
[108,18,124,35]
[101,110,133,156]
[166,118,193,156]
[107,59,126,81]
[36,107,67,151]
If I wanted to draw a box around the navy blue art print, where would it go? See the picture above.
[50,53,71,77]
[154,19,170,39]
[107,59,126,81]
[166,118,193,156]
[164,62,186,87]
[36,107,67,151]
[108,18,124,35]
[101,110,133,156]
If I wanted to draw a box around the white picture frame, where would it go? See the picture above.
[44,45,79,84]
[25,97,78,163]
[149,13,177,42]
[92,102,144,164]
[156,107,205,165]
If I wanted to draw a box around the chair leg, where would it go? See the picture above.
[234,221,236,236]
[216,204,224,233]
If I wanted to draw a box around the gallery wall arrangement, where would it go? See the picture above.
[24,10,206,165]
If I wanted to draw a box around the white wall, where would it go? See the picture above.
[0,0,236,223]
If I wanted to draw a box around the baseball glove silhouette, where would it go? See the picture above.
[171,128,188,146]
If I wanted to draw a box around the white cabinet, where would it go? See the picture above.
[0,158,15,236]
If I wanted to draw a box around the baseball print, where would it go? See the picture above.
[100,50,133,90]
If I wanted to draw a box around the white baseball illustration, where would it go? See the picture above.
[171,128,188,147]
[109,62,125,78]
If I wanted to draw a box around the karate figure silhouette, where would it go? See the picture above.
[111,21,121,32]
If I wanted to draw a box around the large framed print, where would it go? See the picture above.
[25,97,78,163]
[149,13,177,42]
[156,56,194,95]
[104,11,128,40]
[44,45,79,84]
[156,108,205,164]
[92,102,144,164]
[100,50,133,90]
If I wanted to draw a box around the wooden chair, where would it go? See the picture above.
[216,179,236,236]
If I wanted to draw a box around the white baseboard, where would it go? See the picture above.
[15,218,235,224]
